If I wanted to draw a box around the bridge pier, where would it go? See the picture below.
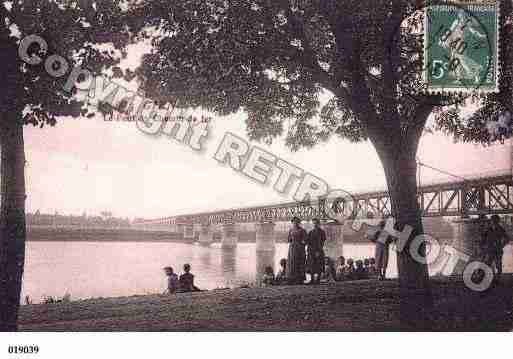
[199,223,214,245]
[255,222,276,282]
[255,222,276,252]
[182,223,195,241]
[220,246,237,284]
[323,221,344,260]
[221,222,238,248]
[176,223,184,238]
[193,223,202,241]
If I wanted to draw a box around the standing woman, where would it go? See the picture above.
[306,218,326,284]
[370,220,392,281]
[287,216,307,285]
[485,215,511,277]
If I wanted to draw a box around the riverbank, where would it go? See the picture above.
[18,275,513,331]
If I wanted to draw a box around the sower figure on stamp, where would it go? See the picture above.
[306,218,326,285]
[286,216,307,285]
[438,10,486,84]
[484,215,511,277]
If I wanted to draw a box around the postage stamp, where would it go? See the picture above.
[423,0,500,93]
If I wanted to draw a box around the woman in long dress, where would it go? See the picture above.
[306,218,326,284]
[287,216,307,284]
[369,220,392,281]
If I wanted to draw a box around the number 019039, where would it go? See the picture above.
[8,345,39,354]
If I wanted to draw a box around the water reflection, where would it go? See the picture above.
[20,241,512,304]
[255,250,275,284]
[220,247,237,285]
[196,245,212,267]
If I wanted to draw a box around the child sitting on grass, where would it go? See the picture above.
[320,257,336,283]
[335,256,347,281]
[368,258,378,278]
[354,260,368,280]
[363,258,370,271]
[262,266,275,287]
[275,258,287,284]
[163,266,179,294]
[179,263,201,292]
[345,258,355,280]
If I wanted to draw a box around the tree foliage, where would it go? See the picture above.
[1,0,129,127]
[123,0,512,149]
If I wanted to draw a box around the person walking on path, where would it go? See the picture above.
[287,216,307,285]
[306,218,326,284]
[370,220,392,281]
[484,215,511,277]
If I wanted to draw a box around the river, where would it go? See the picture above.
[20,241,513,304]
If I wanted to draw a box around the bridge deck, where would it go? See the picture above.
[134,172,513,226]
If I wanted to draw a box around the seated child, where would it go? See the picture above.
[320,257,336,283]
[345,258,355,280]
[275,258,287,284]
[179,263,201,292]
[364,258,370,270]
[354,260,368,280]
[262,266,275,287]
[335,256,347,281]
[368,258,378,278]
[163,266,179,294]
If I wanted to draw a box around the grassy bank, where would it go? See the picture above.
[18,275,512,331]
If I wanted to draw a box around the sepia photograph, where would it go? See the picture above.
[0,0,512,354]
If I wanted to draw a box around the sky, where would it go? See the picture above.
[24,110,511,220]
[19,36,511,220]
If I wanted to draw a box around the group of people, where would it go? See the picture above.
[262,216,390,286]
[165,214,510,293]
[478,214,510,277]
[286,216,328,285]
[262,255,383,286]
[334,256,381,281]
[365,214,510,281]
[163,263,201,294]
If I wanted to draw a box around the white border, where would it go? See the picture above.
[1,333,512,359]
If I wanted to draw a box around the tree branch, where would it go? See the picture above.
[281,7,337,91]
[382,1,406,118]
[403,101,435,154]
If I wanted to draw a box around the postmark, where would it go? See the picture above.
[423,0,500,94]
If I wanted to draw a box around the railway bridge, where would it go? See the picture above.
[132,171,513,259]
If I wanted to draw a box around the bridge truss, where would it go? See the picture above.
[134,174,513,227]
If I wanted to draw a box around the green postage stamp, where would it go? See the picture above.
[423,0,500,93]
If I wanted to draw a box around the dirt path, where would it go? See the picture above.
[18,276,513,331]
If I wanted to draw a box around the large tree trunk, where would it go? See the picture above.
[378,147,433,330]
[0,115,26,331]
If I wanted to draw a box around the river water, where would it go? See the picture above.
[21,241,513,304]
